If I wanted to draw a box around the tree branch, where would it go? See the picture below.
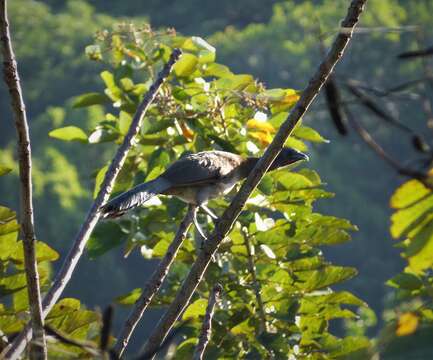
[0,1,47,358]
[113,205,197,358]
[141,1,368,357]
[3,49,182,360]
[344,104,433,189]
[193,284,223,360]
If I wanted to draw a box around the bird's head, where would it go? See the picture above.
[270,147,309,170]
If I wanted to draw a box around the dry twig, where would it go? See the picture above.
[193,284,223,360]
[0,1,46,358]
[113,205,197,358]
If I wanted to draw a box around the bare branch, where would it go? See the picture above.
[3,49,182,360]
[241,228,267,334]
[113,205,197,358]
[398,45,433,59]
[344,104,433,189]
[346,81,415,134]
[0,1,46,358]
[193,284,223,360]
[141,1,368,357]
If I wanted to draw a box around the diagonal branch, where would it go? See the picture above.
[193,284,223,360]
[3,49,182,360]
[0,1,46,358]
[113,205,197,358]
[344,104,433,189]
[141,1,368,357]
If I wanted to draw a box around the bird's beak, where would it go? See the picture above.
[293,150,309,163]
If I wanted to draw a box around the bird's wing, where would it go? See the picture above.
[160,151,242,187]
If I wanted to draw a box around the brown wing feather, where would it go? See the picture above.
[160,151,243,187]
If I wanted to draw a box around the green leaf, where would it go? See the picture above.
[175,338,198,360]
[72,92,110,108]
[93,165,108,198]
[213,74,254,91]
[174,53,199,77]
[119,111,132,135]
[0,272,27,296]
[182,298,208,320]
[284,136,308,152]
[49,126,88,143]
[101,70,122,101]
[116,288,142,306]
[258,175,273,195]
[299,266,358,291]
[204,63,233,78]
[12,241,59,263]
[293,126,329,143]
[387,272,423,290]
[0,165,12,176]
[0,206,15,223]
[87,222,128,258]
[275,172,313,191]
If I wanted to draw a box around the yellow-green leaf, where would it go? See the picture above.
[49,126,88,142]
[391,179,431,209]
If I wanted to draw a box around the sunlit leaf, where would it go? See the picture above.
[390,195,433,238]
[116,288,142,306]
[246,119,275,133]
[391,179,431,209]
[182,298,208,320]
[293,126,329,143]
[174,53,199,77]
[49,126,88,142]
[396,312,419,336]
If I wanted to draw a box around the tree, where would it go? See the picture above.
[1,0,375,359]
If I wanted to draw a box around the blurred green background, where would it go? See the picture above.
[1,0,432,355]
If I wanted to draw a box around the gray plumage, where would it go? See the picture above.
[100,147,308,218]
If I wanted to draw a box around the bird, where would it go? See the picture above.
[100,147,308,236]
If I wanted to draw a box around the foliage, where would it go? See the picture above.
[0,170,103,357]
[40,23,371,358]
[375,177,433,357]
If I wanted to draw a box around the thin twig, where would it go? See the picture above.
[0,1,47,358]
[193,284,223,360]
[398,45,433,59]
[346,81,415,134]
[344,104,433,189]
[113,205,197,358]
[241,228,267,334]
[3,49,182,360]
[141,1,368,357]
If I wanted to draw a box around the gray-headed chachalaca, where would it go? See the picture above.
[100,147,308,235]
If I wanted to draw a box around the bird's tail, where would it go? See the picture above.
[100,178,170,218]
